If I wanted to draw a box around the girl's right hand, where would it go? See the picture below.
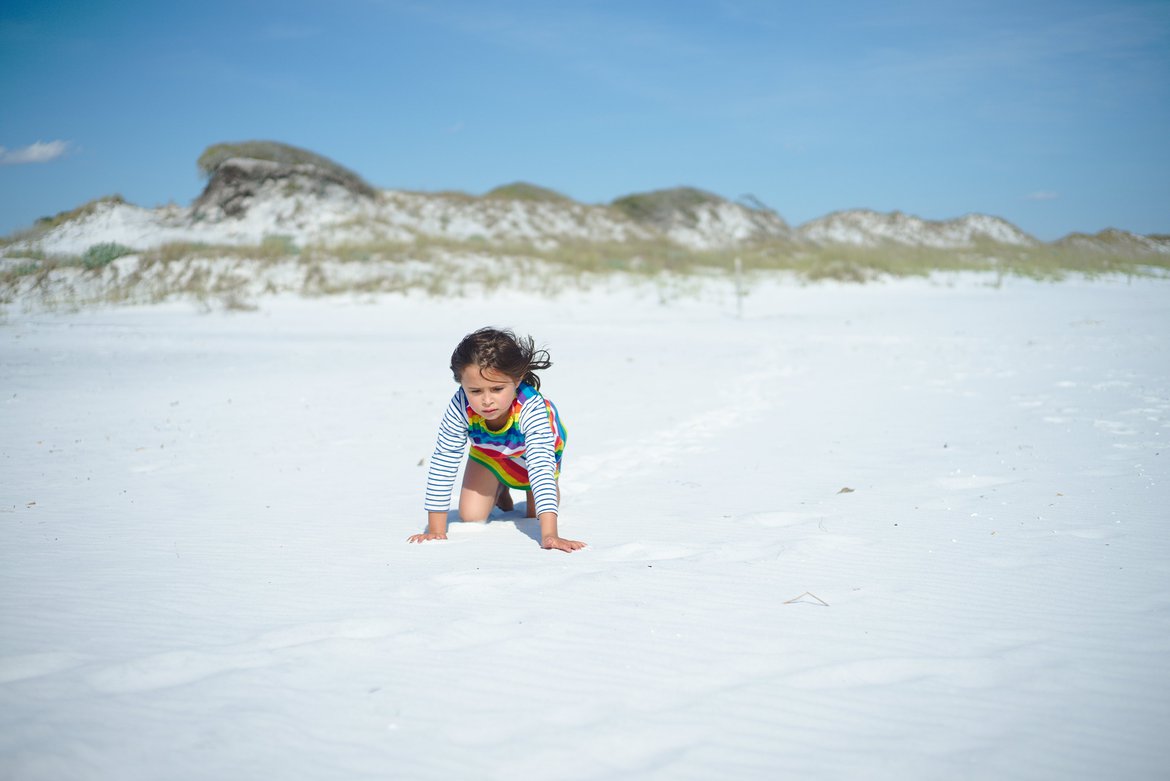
[407,532,448,544]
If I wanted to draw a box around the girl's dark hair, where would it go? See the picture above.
[450,327,552,391]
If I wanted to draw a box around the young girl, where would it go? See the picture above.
[408,327,586,552]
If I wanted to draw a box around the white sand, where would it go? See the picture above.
[2,275,1168,779]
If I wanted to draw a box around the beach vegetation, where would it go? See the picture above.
[611,187,726,225]
[485,182,574,203]
[4,224,1168,313]
[82,242,135,269]
[4,261,41,278]
[196,141,377,198]
[258,234,299,259]
[0,196,128,248]
[38,195,127,230]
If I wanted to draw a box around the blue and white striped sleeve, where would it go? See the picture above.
[424,389,469,512]
[518,395,559,517]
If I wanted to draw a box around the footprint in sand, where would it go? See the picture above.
[1093,380,1133,391]
[1012,394,1049,409]
[1094,419,1136,436]
[1120,406,1165,420]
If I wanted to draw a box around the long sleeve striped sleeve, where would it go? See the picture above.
[423,390,469,512]
[518,394,559,517]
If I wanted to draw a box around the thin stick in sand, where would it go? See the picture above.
[784,591,830,607]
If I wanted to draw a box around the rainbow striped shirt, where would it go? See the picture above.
[424,383,566,517]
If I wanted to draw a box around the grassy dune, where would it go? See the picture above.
[4,227,1168,313]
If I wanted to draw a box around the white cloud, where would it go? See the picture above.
[0,140,71,165]
[1026,191,1059,201]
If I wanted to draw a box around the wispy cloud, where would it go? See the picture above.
[0,140,71,165]
[1026,191,1059,201]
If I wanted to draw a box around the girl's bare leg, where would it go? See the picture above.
[459,459,503,522]
[496,486,514,512]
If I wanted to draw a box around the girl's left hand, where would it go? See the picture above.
[407,532,448,544]
[542,535,586,552]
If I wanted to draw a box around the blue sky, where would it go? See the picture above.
[1,0,1167,240]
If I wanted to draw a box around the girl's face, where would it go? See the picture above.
[460,365,520,425]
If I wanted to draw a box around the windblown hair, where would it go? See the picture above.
[450,327,552,391]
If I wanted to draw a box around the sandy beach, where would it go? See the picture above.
[2,273,1168,779]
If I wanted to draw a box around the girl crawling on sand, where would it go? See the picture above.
[408,327,586,553]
